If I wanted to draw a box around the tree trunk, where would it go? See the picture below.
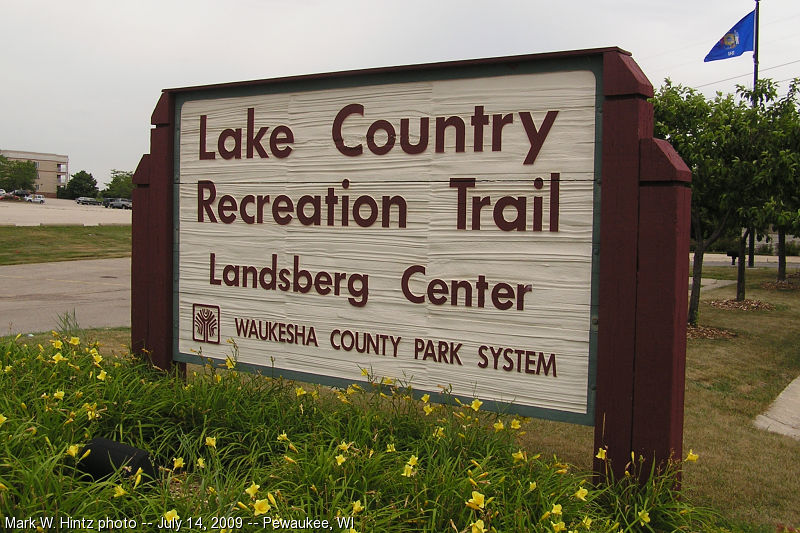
[688,247,705,326]
[748,228,755,268]
[736,229,749,301]
[778,228,787,281]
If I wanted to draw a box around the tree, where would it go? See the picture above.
[0,156,37,192]
[102,169,133,199]
[653,80,752,324]
[65,170,99,199]
[739,79,800,281]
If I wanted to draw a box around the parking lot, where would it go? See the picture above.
[0,198,132,226]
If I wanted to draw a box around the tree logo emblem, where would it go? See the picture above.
[192,304,220,344]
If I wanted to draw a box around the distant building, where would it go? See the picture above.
[0,149,69,197]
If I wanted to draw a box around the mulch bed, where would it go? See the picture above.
[760,279,800,291]
[708,299,775,311]
[687,325,737,339]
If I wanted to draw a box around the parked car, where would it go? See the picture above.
[102,197,118,208]
[109,198,132,209]
[25,194,46,204]
[76,197,102,205]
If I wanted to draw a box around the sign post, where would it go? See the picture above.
[133,48,690,477]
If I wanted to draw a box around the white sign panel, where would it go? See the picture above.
[176,70,597,418]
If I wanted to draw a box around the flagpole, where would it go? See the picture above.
[753,0,760,92]
[747,0,761,268]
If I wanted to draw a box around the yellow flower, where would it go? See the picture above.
[163,509,179,522]
[551,503,562,515]
[381,376,394,385]
[0,482,8,491]
[69,336,80,346]
[288,443,298,453]
[246,482,260,499]
[205,436,217,448]
[470,399,483,412]
[66,444,79,458]
[638,510,650,525]
[401,464,415,477]
[284,455,297,465]
[335,454,346,466]
[253,499,271,516]
[686,449,699,462]
[0,413,7,427]
[493,421,505,432]
[196,457,205,469]
[423,404,434,415]
[470,519,486,533]
[53,390,65,400]
[574,487,588,501]
[338,441,352,451]
[351,500,364,514]
[268,492,277,506]
[295,386,306,397]
[421,394,430,403]
[386,443,396,452]
[134,468,143,489]
[52,353,66,364]
[433,426,445,439]
[52,339,63,349]
[528,481,537,491]
[551,521,566,532]
[225,357,236,369]
[84,402,99,420]
[466,491,485,510]
[97,370,107,381]
[236,501,248,511]
[113,485,127,498]
[277,432,289,442]
[214,374,222,383]
[92,354,103,367]
[360,367,369,376]
[595,448,607,460]
[173,457,184,469]
[3,365,11,373]
[407,455,418,466]
[512,450,526,462]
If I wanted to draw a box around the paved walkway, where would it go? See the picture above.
[0,257,130,335]
[754,378,800,441]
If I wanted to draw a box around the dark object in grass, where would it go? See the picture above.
[77,437,155,482]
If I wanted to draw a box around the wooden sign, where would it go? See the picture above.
[133,48,690,476]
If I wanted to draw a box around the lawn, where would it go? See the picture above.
[0,225,131,265]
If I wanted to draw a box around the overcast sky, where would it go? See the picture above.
[1,0,798,187]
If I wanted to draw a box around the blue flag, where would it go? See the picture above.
[704,10,756,62]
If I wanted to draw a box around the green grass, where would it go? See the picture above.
[0,225,131,265]
[1,333,717,532]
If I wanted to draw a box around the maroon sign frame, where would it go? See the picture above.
[132,47,690,477]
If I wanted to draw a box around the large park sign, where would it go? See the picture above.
[133,48,690,475]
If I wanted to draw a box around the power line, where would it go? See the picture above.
[696,58,800,88]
